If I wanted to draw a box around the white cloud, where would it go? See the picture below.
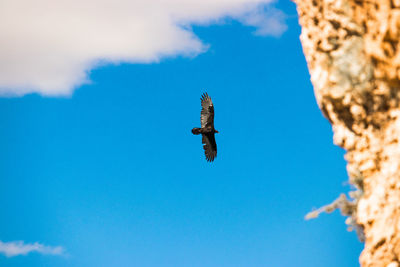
[0,0,286,96]
[240,6,287,36]
[0,240,65,257]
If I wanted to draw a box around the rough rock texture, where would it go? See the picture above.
[293,0,400,266]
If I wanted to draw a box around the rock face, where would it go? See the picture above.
[293,0,400,266]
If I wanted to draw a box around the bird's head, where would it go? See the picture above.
[215,130,219,134]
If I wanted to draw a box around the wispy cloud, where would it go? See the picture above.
[240,6,287,37]
[0,240,65,257]
[0,0,286,97]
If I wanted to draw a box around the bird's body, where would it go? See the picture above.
[192,93,218,162]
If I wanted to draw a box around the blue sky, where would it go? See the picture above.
[0,0,363,266]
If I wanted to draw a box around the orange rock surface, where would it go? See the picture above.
[294,0,400,266]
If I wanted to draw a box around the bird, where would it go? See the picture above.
[192,92,219,162]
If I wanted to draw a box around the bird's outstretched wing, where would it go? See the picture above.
[200,93,214,128]
[202,133,217,162]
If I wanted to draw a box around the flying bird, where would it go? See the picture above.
[192,93,219,162]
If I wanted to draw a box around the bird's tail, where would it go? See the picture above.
[192,128,201,135]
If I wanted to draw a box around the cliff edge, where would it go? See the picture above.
[294,0,400,266]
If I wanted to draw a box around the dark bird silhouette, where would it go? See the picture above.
[192,93,219,162]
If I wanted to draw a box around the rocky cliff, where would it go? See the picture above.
[294,0,400,266]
